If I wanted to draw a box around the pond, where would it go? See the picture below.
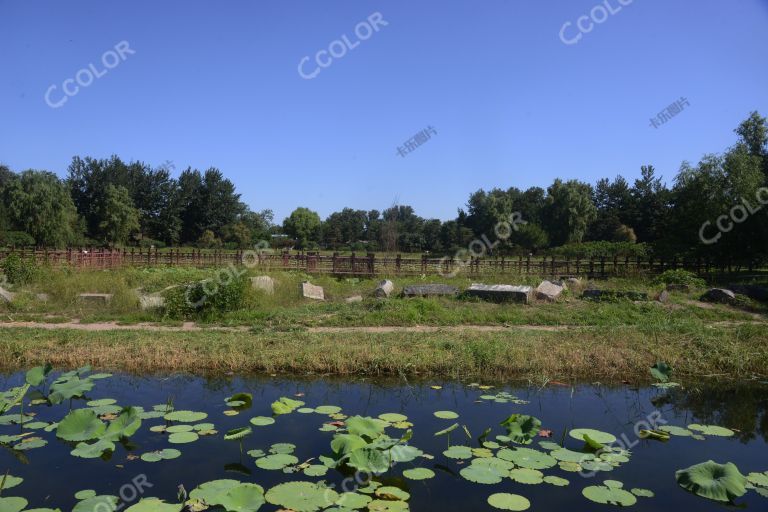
[0,368,767,511]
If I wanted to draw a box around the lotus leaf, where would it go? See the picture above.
[265,481,338,512]
[497,447,556,469]
[687,424,735,437]
[375,486,410,501]
[70,439,115,458]
[650,362,672,382]
[367,499,409,511]
[434,410,459,419]
[747,472,768,487]
[164,410,207,423]
[500,414,541,444]
[402,468,435,480]
[269,442,296,454]
[124,498,183,512]
[443,445,473,459]
[675,460,747,502]
[569,428,616,444]
[487,493,531,511]
[224,427,253,441]
[582,484,637,506]
[460,464,507,484]
[345,416,386,439]
[255,453,298,470]
[509,468,544,484]
[659,425,693,437]
[56,409,106,442]
[0,497,28,512]
[103,407,142,441]
[250,416,275,427]
[315,405,342,415]
[336,492,372,508]
[71,495,119,512]
[544,476,569,486]
[630,488,654,497]
[168,431,199,444]
[348,447,390,473]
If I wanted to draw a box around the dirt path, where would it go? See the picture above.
[0,320,763,334]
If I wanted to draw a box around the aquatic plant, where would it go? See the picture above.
[675,460,748,503]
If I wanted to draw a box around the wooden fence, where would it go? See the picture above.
[0,247,751,279]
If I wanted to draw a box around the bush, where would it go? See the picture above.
[653,269,706,288]
[163,271,248,320]
[0,253,38,285]
[547,241,648,259]
[138,238,166,249]
[0,231,36,248]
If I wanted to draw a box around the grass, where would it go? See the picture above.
[0,322,765,381]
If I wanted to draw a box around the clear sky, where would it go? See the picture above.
[1,0,767,222]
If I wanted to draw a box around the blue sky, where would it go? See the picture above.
[1,0,767,222]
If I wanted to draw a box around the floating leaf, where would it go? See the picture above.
[487,493,531,511]
[56,409,106,442]
[569,428,616,444]
[687,424,735,437]
[434,411,459,419]
[675,460,747,502]
[460,464,507,484]
[500,415,541,445]
[403,467,435,480]
[265,481,338,512]
[582,484,637,506]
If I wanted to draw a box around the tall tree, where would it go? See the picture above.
[542,179,597,246]
[98,185,140,246]
[283,207,322,249]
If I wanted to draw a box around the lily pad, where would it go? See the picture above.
[675,460,747,502]
[402,467,435,480]
[265,481,338,512]
[569,428,616,444]
[687,424,735,437]
[487,493,531,511]
[582,484,637,506]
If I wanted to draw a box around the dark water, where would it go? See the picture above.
[1,371,767,511]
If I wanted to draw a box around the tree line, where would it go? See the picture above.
[1,112,766,268]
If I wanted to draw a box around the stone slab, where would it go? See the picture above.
[300,282,325,300]
[78,293,113,304]
[374,279,394,298]
[251,276,275,295]
[536,280,564,301]
[700,288,735,304]
[466,284,532,304]
[402,284,459,297]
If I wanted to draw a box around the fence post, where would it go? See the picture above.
[600,257,606,278]
[526,255,530,274]
[396,254,401,274]
[368,252,375,275]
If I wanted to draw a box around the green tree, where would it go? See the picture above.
[542,179,597,246]
[4,170,79,247]
[283,207,322,249]
[98,185,140,246]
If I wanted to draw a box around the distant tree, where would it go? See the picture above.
[4,170,79,247]
[283,207,322,249]
[542,179,597,246]
[197,229,221,248]
[98,185,140,246]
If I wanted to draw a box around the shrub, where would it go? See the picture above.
[0,231,36,248]
[163,272,248,320]
[138,238,166,249]
[0,253,38,285]
[653,269,706,288]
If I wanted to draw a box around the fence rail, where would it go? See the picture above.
[0,247,755,278]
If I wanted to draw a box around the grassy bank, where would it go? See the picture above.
[1,323,765,381]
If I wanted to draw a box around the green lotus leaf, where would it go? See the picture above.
[304,464,329,477]
[255,453,298,470]
[569,428,616,444]
[487,493,531,511]
[265,481,338,512]
[14,437,48,450]
[166,424,193,433]
[271,397,305,415]
[250,416,275,427]
[224,427,253,441]
[434,410,459,419]
[747,472,768,487]
[434,423,459,437]
[630,488,655,497]
[675,460,747,502]
[460,463,507,484]
[217,483,266,512]
[103,407,142,441]
[659,425,693,437]
[582,485,637,506]
[164,410,207,423]
[74,490,97,499]
[497,448,556,469]
[348,447,390,474]
[0,497,28,512]
[71,439,115,458]
[443,445,473,459]
[331,434,368,456]
[189,479,240,503]
[335,492,372,508]
[538,441,561,451]
[650,362,672,382]
[500,414,541,445]
[581,459,614,472]
[402,467,435,480]
[315,405,342,415]
[269,442,296,454]
[124,498,183,512]
[225,392,253,408]
[72,495,119,512]
[0,474,23,489]
[168,431,199,444]
[297,407,315,414]
[56,409,106,442]
[345,416,387,439]
[375,486,410,501]
[25,364,53,386]
[367,499,409,511]
[551,448,593,463]
[687,424,735,437]
[472,457,515,471]
[49,376,94,404]
[378,413,408,423]
[509,468,544,485]
[86,398,117,407]
[544,476,569,486]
